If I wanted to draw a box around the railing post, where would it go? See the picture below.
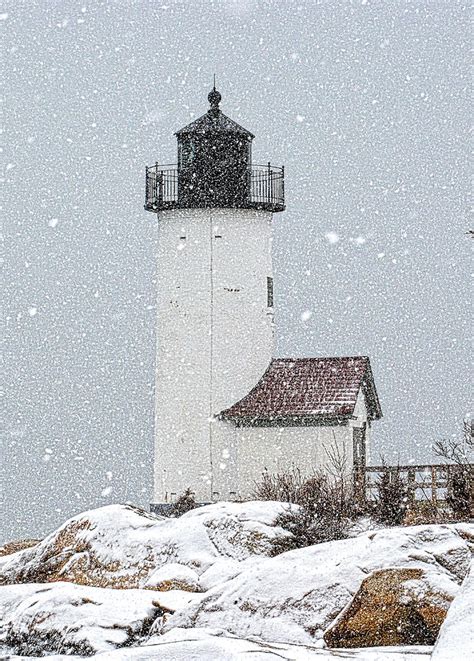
[155,162,162,207]
[145,166,149,206]
[281,165,285,207]
[267,162,271,203]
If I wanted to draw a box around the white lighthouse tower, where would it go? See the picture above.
[146,87,285,509]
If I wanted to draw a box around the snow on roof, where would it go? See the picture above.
[219,356,382,423]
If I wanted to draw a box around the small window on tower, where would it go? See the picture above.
[267,277,274,308]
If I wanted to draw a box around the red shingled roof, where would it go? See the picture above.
[219,356,382,422]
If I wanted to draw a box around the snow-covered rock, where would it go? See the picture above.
[0,502,290,589]
[92,629,433,660]
[432,562,474,660]
[0,539,40,557]
[164,523,473,647]
[0,582,167,656]
[0,503,471,658]
[198,557,243,591]
[4,631,433,661]
[144,562,200,591]
[324,567,454,648]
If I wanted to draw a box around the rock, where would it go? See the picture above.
[432,563,474,660]
[323,567,454,648]
[0,582,168,656]
[0,539,41,557]
[144,562,200,592]
[163,523,473,647]
[0,501,290,589]
[84,628,433,660]
[199,557,242,591]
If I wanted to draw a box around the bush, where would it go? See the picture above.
[170,488,197,517]
[254,468,355,554]
[447,467,472,519]
[374,465,408,526]
[253,467,305,504]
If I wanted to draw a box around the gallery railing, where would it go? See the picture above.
[145,163,285,212]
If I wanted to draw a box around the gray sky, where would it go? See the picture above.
[3,0,471,542]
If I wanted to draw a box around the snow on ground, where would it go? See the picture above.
[3,631,433,661]
[0,502,291,589]
[431,562,474,660]
[0,582,169,656]
[164,523,473,646]
[144,562,201,591]
[94,629,433,660]
[0,503,471,658]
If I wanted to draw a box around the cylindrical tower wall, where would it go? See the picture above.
[153,208,274,504]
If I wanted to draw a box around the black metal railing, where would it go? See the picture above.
[145,163,284,212]
[145,164,178,209]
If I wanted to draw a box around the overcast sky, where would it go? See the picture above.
[3,0,471,543]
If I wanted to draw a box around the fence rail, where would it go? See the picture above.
[355,463,474,506]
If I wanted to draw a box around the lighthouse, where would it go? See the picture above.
[146,87,285,508]
[146,87,381,512]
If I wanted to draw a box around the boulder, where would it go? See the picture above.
[0,539,41,557]
[199,557,243,591]
[164,523,473,646]
[432,563,474,660]
[0,582,168,656]
[324,567,453,647]
[0,501,290,589]
[144,562,200,592]
[90,627,432,660]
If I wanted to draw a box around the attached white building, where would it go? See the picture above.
[145,87,382,511]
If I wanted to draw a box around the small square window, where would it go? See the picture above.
[267,277,274,308]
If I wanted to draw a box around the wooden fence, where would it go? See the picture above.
[354,463,474,506]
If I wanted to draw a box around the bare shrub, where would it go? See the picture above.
[272,473,355,554]
[253,467,305,504]
[254,442,356,553]
[433,420,473,520]
[170,488,197,517]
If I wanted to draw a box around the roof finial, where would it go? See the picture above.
[208,76,221,114]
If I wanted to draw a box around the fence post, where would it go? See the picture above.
[353,466,366,510]
[407,468,416,508]
[431,466,438,506]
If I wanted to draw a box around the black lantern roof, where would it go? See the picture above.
[175,87,254,139]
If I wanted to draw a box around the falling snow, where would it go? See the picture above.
[3,1,471,546]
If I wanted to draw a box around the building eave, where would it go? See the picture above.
[218,413,352,428]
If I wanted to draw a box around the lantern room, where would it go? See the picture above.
[145,87,285,213]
